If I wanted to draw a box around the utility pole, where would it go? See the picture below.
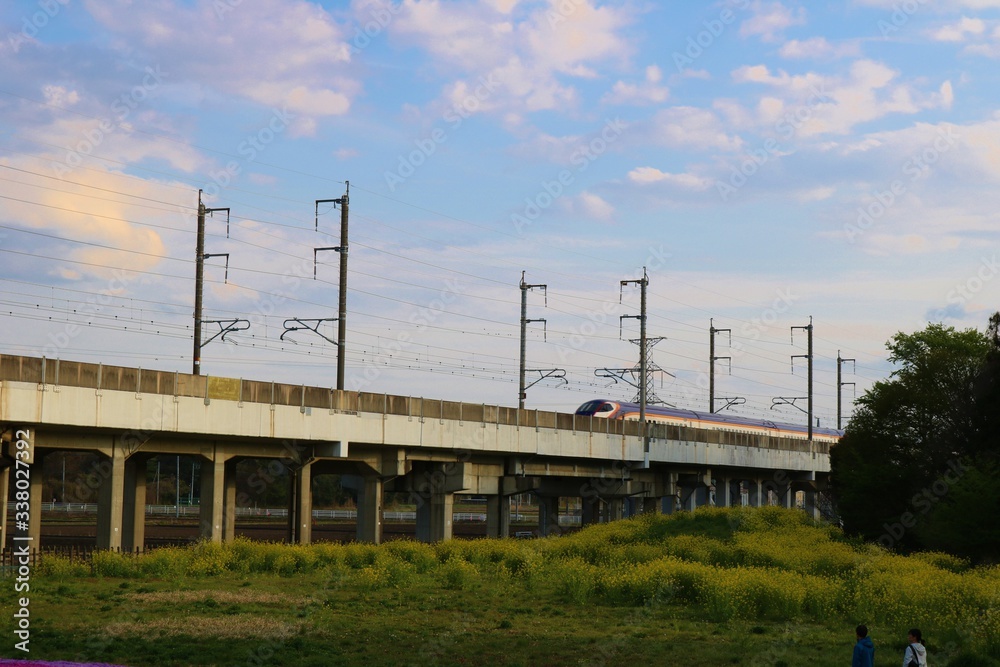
[791,316,814,441]
[193,191,205,375]
[519,272,547,409]
[193,195,231,376]
[620,268,649,463]
[837,350,856,430]
[337,182,349,391]
[315,182,349,390]
[710,319,732,413]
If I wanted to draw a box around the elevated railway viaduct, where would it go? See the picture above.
[0,355,829,549]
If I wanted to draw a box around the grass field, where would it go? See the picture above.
[2,506,997,667]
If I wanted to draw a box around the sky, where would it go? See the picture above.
[1,0,999,429]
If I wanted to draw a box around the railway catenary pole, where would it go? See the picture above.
[790,316,814,441]
[837,351,856,430]
[518,272,547,409]
[193,191,205,375]
[314,183,350,390]
[336,182,349,391]
[620,268,649,463]
[709,319,731,413]
[808,317,813,441]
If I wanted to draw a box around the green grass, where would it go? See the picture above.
[1,506,996,666]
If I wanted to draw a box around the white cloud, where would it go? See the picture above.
[627,167,712,190]
[388,0,633,116]
[571,191,615,221]
[84,0,357,135]
[931,16,987,41]
[602,64,669,105]
[42,85,80,107]
[740,1,807,43]
[731,60,952,136]
[779,37,860,59]
[650,107,744,151]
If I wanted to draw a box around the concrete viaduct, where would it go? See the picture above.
[0,355,830,550]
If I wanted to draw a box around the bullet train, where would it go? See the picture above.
[575,399,842,443]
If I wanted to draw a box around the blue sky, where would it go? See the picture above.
[1,0,999,427]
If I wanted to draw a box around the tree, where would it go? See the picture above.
[829,322,992,553]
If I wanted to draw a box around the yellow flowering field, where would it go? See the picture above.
[34,506,1000,659]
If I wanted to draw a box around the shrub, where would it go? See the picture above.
[439,559,478,590]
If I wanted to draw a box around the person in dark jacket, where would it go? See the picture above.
[853,624,875,667]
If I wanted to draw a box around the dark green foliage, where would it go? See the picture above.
[830,317,1000,560]
[946,652,1000,667]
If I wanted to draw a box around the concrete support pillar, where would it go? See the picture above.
[537,495,559,536]
[804,491,821,521]
[664,492,682,514]
[97,448,126,550]
[581,497,601,525]
[199,455,226,543]
[356,476,383,544]
[722,477,732,507]
[121,455,149,553]
[687,487,697,512]
[0,464,9,549]
[223,460,238,542]
[608,497,624,521]
[745,478,762,508]
[416,492,454,542]
[641,497,659,515]
[486,494,510,538]
[290,462,312,545]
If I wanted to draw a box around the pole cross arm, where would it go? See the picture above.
[281,318,339,346]
[595,367,641,389]
[717,397,746,411]
[523,368,567,391]
[314,246,343,278]
[205,207,231,237]
[790,353,809,373]
[203,252,230,283]
[771,396,808,414]
[315,197,345,231]
[201,319,250,347]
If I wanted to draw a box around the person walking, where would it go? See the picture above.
[853,624,875,667]
[903,628,927,667]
